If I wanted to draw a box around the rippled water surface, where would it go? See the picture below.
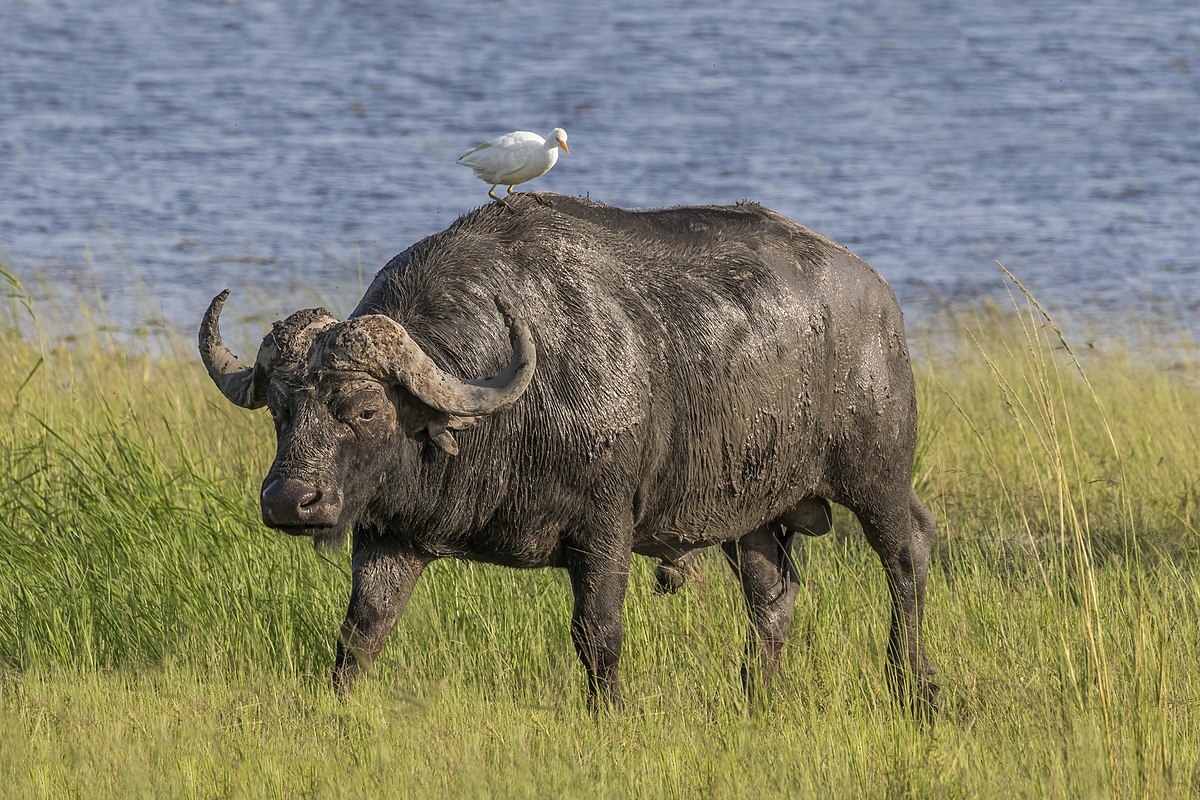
[2,0,1198,338]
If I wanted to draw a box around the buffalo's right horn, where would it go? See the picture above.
[199,290,339,409]
[199,289,269,409]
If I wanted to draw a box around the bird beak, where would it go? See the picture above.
[560,142,569,154]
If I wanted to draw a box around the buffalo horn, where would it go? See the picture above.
[199,289,269,409]
[199,291,338,408]
[317,297,536,417]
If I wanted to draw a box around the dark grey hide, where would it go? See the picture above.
[198,193,939,714]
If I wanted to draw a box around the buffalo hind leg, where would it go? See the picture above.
[722,521,800,702]
[565,545,632,712]
[856,489,940,717]
[333,528,429,696]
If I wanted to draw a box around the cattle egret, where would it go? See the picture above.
[457,128,568,204]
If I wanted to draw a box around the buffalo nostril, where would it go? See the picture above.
[262,478,331,524]
[261,478,343,530]
[297,488,322,509]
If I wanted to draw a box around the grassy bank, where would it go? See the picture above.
[1,278,1197,797]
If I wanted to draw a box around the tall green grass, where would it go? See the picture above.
[1,271,1197,797]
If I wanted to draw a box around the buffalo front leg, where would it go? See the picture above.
[565,545,632,712]
[722,522,800,701]
[333,530,429,695]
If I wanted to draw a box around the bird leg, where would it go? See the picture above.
[488,185,511,209]
[506,186,552,207]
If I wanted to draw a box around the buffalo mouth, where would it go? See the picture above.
[266,521,344,538]
[264,520,350,552]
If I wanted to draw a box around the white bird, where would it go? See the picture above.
[457,128,568,205]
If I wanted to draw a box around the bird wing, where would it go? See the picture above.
[458,131,543,162]
[457,141,493,161]
[457,133,542,180]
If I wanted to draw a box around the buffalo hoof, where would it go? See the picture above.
[332,664,358,699]
[586,688,625,716]
[914,673,942,724]
[886,660,941,722]
[332,651,366,699]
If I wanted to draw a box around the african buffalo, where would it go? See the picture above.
[198,194,939,713]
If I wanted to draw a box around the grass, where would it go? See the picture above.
[1,268,1198,797]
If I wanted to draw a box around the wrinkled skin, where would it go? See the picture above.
[199,194,940,716]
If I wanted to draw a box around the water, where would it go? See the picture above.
[2,0,1199,343]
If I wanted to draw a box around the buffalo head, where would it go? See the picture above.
[198,290,536,541]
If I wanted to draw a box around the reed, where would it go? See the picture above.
[1,270,1196,797]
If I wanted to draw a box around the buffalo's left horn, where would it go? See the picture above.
[316,296,536,417]
[198,289,270,409]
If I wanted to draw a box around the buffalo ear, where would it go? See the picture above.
[432,414,483,454]
[397,391,478,455]
[425,417,460,455]
[429,429,460,455]
[446,415,480,432]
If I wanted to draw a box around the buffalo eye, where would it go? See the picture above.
[358,407,378,422]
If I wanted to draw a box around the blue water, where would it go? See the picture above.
[2,0,1198,340]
